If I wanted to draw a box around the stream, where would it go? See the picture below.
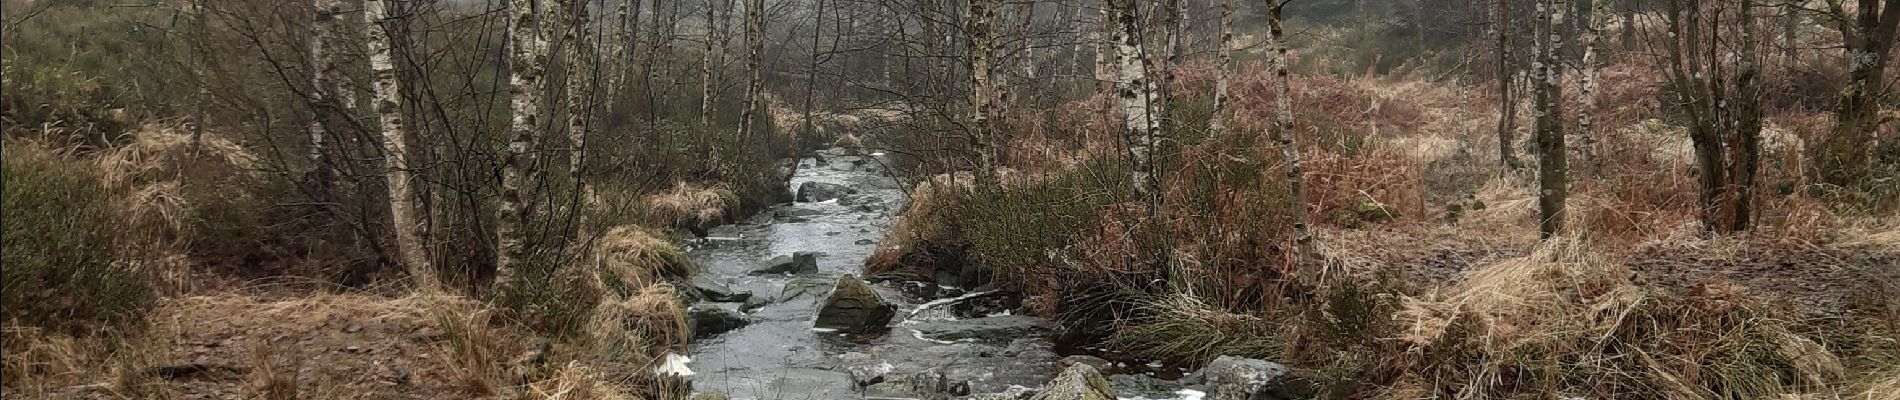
[681,149,1201,400]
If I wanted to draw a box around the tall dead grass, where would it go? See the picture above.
[1378,237,1852,398]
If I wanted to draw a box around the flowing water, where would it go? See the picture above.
[683,150,1200,400]
[683,152,1059,399]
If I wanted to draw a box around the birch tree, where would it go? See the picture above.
[364,0,439,291]
[308,0,352,184]
[560,0,589,189]
[1106,0,1160,198]
[968,0,1000,180]
[700,0,722,127]
[1576,0,1606,175]
[1493,0,1522,170]
[497,0,550,292]
[1268,0,1316,283]
[737,0,764,141]
[1208,0,1234,136]
[1532,0,1568,239]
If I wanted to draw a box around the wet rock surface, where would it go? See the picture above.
[686,275,751,303]
[688,307,748,339]
[795,181,857,202]
[907,315,1054,343]
[748,252,819,275]
[813,275,896,333]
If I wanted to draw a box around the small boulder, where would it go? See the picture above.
[688,275,752,303]
[688,307,749,339]
[1027,363,1115,400]
[750,252,820,275]
[1202,355,1307,400]
[797,181,858,202]
[813,275,896,333]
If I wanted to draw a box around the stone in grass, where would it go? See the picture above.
[813,275,896,333]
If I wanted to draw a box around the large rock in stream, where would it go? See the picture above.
[813,275,896,333]
[1202,355,1309,400]
[749,252,820,275]
[796,181,858,203]
[1027,363,1116,400]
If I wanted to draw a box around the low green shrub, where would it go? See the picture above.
[1,144,153,333]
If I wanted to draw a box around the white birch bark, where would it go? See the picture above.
[497,0,549,292]
[309,0,351,176]
[1268,0,1315,283]
[1208,0,1233,135]
[365,0,440,292]
[736,0,764,141]
[969,0,1000,179]
[1107,0,1159,197]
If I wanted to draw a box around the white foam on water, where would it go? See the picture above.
[1119,388,1206,400]
[909,328,959,345]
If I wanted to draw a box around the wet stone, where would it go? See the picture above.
[813,275,896,333]
[749,252,820,275]
[797,181,858,202]
[689,307,748,339]
[908,315,1054,343]
[779,276,834,303]
[687,275,751,303]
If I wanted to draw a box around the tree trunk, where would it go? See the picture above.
[968,0,1000,180]
[700,0,721,127]
[1533,0,1568,239]
[365,0,439,292]
[1819,0,1900,185]
[1732,0,1765,231]
[737,0,765,142]
[1107,0,1159,198]
[1494,0,1522,170]
[1268,0,1315,284]
[1208,0,1234,136]
[1577,0,1605,176]
[497,0,549,293]
[560,0,589,215]
[309,0,352,183]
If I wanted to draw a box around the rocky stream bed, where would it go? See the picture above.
[674,148,1304,400]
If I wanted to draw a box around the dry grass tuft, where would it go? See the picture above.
[592,226,696,291]
[525,362,635,400]
[1381,237,1853,398]
[638,181,737,229]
